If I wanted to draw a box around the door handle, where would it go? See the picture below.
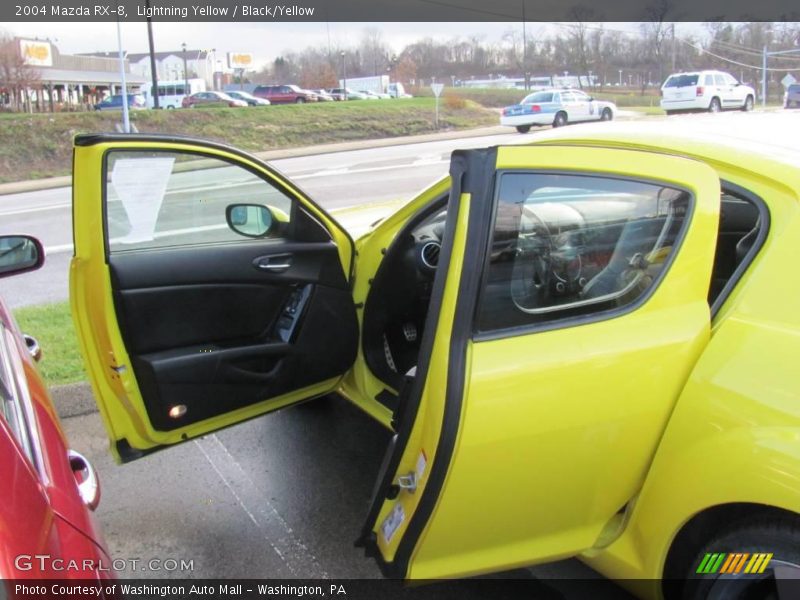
[68,449,101,511]
[253,254,292,273]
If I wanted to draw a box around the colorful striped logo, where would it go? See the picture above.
[696,553,773,575]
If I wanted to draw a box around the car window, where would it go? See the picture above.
[561,92,575,102]
[522,92,554,103]
[705,75,714,85]
[104,151,326,254]
[572,91,589,100]
[0,325,36,466]
[714,75,726,86]
[477,172,691,332]
[664,74,699,87]
[725,74,738,85]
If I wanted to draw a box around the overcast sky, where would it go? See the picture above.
[3,21,702,68]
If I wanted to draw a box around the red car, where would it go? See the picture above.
[252,84,318,104]
[0,235,112,583]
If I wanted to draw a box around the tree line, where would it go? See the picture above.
[251,22,800,92]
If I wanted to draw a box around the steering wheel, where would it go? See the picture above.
[510,215,553,311]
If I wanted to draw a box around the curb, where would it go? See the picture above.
[0,125,510,197]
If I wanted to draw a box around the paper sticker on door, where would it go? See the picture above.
[380,503,405,544]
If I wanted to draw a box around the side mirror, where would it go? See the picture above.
[226,204,275,238]
[0,235,44,278]
[587,96,594,101]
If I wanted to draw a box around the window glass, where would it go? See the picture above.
[0,326,35,464]
[522,92,554,103]
[105,151,303,253]
[478,173,691,332]
[705,75,714,85]
[714,75,726,86]
[664,74,699,87]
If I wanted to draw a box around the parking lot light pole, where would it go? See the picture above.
[181,42,188,97]
[340,51,347,99]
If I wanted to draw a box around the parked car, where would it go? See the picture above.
[182,91,247,108]
[71,121,800,597]
[0,235,112,580]
[358,90,382,100]
[328,88,367,100]
[252,85,318,104]
[93,94,145,111]
[310,89,336,102]
[226,90,271,106]
[326,89,346,101]
[660,70,755,114]
[500,88,616,132]
[784,83,800,108]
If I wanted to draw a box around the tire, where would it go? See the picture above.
[665,110,675,116]
[742,95,754,112]
[553,111,568,127]
[295,97,305,104]
[680,517,800,600]
[515,125,531,134]
[708,97,721,113]
[166,105,174,110]
[600,107,613,121]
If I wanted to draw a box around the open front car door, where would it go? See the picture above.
[71,134,358,462]
[359,144,721,580]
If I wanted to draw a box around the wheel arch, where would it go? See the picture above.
[662,503,800,598]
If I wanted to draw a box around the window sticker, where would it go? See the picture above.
[380,503,405,544]
[111,157,175,243]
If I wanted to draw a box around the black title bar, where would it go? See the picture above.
[3,0,800,22]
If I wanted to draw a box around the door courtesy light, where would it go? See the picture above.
[168,405,188,419]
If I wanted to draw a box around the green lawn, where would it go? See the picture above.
[0,98,497,184]
[13,302,86,386]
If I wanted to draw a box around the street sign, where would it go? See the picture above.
[431,83,444,130]
[782,74,797,88]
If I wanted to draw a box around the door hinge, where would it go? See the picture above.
[396,472,417,493]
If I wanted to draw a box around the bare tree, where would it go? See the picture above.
[0,31,40,111]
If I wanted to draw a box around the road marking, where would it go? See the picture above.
[195,434,329,578]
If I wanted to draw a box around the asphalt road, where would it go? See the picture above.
[61,395,631,597]
[0,131,530,308]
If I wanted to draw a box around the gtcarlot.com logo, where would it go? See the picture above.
[15,554,194,573]
[696,552,773,575]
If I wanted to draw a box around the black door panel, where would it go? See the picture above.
[108,240,358,431]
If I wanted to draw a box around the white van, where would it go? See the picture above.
[660,70,755,114]
[141,78,206,109]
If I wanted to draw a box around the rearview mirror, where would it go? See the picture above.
[0,235,44,278]
[226,204,275,238]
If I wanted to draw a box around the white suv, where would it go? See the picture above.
[660,70,755,115]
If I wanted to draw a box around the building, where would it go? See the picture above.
[82,49,226,91]
[2,38,146,111]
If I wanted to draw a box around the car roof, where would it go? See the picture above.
[514,119,800,194]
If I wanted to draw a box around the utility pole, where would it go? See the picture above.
[762,45,767,106]
[145,0,159,108]
[115,18,130,133]
[671,23,676,71]
[521,0,528,90]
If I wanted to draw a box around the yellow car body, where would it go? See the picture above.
[70,124,800,598]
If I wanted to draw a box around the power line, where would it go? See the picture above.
[681,39,800,72]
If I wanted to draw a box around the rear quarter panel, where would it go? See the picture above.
[583,166,800,598]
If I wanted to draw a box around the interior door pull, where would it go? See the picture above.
[253,254,292,273]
